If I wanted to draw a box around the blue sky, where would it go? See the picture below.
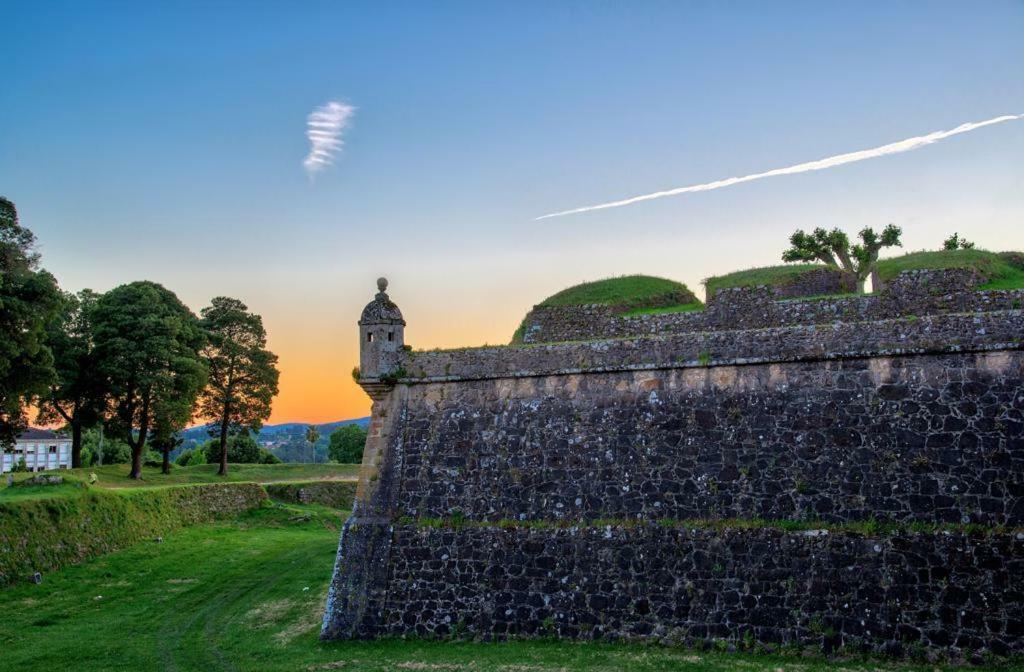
[2,1,1023,420]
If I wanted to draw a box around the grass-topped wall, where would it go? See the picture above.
[537,275,700,311]
[876,249,1024,289]
[0,482,267,585]
[704,264,855,299]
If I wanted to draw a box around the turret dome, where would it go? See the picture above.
[359,277,405,325]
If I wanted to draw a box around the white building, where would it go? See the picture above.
[2,428,71,474]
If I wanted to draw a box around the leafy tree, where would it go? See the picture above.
[943,233,975,250]
[305,425,320,464]
[81,426,132,465]
[197,297,280,477]
[328,424,368,463]
[36,289,106,467]
[0,197,62,447]
[175,447,206,467]
[200,434,280,464]
[782,225,902,293]
[92,281,207,479]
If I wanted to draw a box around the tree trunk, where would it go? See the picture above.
[161,447,171,475]
[870,267,881,294]
[129,445,143,479]
[218,408,230,477]
[71,422,83,469]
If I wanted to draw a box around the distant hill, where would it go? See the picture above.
[178,418,370,444]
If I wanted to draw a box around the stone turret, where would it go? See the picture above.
[358,277,405,384]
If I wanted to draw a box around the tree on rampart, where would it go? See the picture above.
[782,224,902,292]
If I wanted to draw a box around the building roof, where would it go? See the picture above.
[18,428,63,441]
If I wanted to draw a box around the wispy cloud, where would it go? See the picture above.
[303,101,355,175]
[536,113,1023,220]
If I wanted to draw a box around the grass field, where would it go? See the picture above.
[3,463,358,501]
[0,504,1006,672]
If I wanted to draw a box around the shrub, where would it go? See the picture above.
[201,434,281,465]
[175,448,207,467]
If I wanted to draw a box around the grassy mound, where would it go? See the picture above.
[876,249,1024,289]
[0,507,955,671]
[537,275,700,311]
[263,480,357,508]
[0,482,267,585]
[703,263,831,297]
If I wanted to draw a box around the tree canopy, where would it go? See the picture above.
[0,197,62,447]
[197,296,280,476]
[200,434,280,464]
[782,224,902,292]
[92,281,208,478]
[328,424,367,463]
[36,289,106,466]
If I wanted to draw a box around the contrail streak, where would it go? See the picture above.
[535,114,1023,220]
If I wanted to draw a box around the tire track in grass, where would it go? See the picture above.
[156,530,326,672]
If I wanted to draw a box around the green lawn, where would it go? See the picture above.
[0,505,1004,672]
[4,462,358,498]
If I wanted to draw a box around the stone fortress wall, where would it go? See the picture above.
[323,270,1024,661]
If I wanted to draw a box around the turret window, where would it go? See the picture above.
[367,333,374,343]
[387,331,394,342]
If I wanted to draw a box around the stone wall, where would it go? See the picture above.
[772,266,857,299]
[516,269,1024,344]
[393,352,1024,526]
[382,524,1022,658]
[324,275,1024,659]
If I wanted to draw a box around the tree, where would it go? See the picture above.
[328,424,368,463]
[149,408,184,475]
[305,425,320,464]
[197,297,280,477]
[782,225,902,293]
[36,289,106,467]
[200,434,280,464]
[0,197,62,448]
[943,233,975,250]
[92,281,207,479]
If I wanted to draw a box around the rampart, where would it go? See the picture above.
[323,271,1024,661]
[518,268,1024,344]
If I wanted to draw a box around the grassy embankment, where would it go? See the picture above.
[875,249,1024,289]
[0,503,996,672]
[512,253,1024,342]
[2,462,359,502]
[511,275,702,341]
[0,463,358,583]
[703,263,828,298]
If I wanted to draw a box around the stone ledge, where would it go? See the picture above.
[402,310,1024,383]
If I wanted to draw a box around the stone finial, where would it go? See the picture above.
[377,277,388,294]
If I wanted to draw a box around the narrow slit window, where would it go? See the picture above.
[367,333,374,343]
[387,331,394,342]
